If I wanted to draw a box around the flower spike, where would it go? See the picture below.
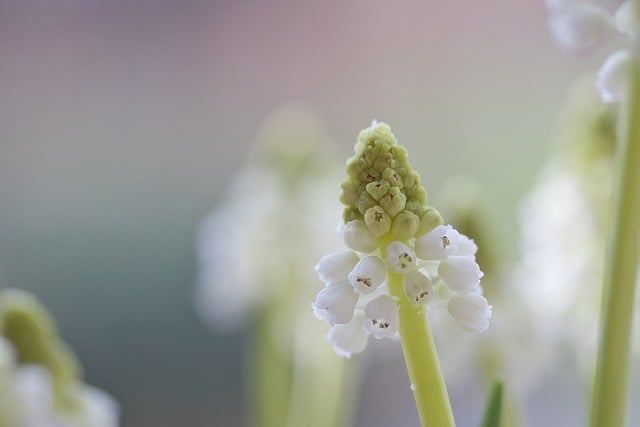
[312,121,491,358]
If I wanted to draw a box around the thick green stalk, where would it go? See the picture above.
[590,46,640,427]
[250,304,291,427]
[383,237,455,427]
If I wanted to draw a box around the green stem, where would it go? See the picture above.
[383,238,455,427]
[590,45,640,427]
[250,304,291,427]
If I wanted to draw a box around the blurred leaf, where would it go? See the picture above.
[480,380,503,427]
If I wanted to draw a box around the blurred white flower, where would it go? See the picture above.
[596,49,633,102]
[0,335,119,427]
[546,0,638,103]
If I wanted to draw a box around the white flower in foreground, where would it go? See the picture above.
[312,281,358,326]
[438,256,483,294]
[385,241,416,274]
[414,224,458,261]
[596,49,633,103]
[315,250,360,284]
[327,311,368,357]
[343,219,379,253]
[312,122,491,357]
[348,256,386,294]
[402,270,433,306]
[364,295,400,339]
[447,293,492,332]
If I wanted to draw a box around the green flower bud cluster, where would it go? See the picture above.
[340,122,442,240]
[0,289,82,411]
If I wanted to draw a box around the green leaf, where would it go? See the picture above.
[481,380,503,427]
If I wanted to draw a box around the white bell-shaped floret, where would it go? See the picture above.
[348,256,386,294]
[414,225,458,261]
[438,256,483,294]
[315,250,360,284]
[343,219,379,253]
[615,0,639,36]
[385,241,416,274]
[448,293,492,332]
[455,233,478,258]
[402,270,433,305]
[364,295,399,338]
[311,281,358,326]
[596,49,632,103]
[327,311,368,357]
[548,1,613,52]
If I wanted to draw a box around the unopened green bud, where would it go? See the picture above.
[380,187,406,218]
[364,205,391,236]
[357,191,378,215]
[341,122,431,231]
[382,167,403,188]
[417,207,444,236]
[392,211,420,240]
[366,180,390,201]
[340,180,359,206]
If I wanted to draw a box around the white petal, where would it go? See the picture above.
[363,295,399,338]
[348,256,386,294]
[615,0,639,36]
[385,241,416,274]
[438,256,483,293]
[414,224,457,261]
[596,49,632,103]
[343,219,379,253]
[402,270,433,305]
[448,293,492,332]
[327,311,368,357]
[455,233,478,257]
[311,281,358,326]
[548,2,613,52]
[315,250,360,284]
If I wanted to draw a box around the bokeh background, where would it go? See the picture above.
[0,1,618,426]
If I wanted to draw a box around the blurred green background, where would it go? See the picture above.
[0,1,606,426]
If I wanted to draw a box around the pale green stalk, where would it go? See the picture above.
[250,304,291,427]
[382,237,456,427]
[590,36,640,427]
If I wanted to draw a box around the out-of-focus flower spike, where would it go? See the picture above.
[615,0,640,37]
[548,1,614,52]
[596,49,633,103]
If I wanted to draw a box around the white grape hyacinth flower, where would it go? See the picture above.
[312,122,491,357]
[312,221,490,355]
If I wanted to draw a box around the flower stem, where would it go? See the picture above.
[590,46,640,427]
[383,239,455,427]
[250,304,291,427]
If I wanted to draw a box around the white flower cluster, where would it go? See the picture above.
[546,0,640,102]
[0,336,119,427]
[312,222,491,357]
